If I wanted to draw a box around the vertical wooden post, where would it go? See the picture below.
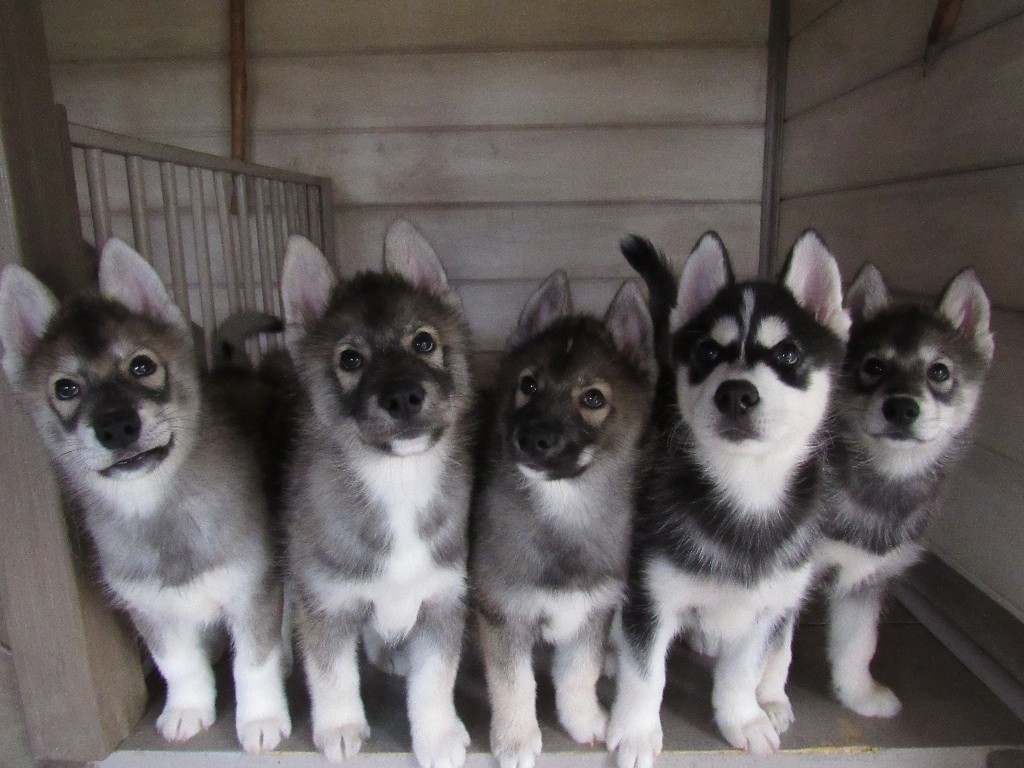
[230,0,248,162]
[0,0,147,760]
[758,0,789,278]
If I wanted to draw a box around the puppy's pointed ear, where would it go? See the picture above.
[281,235,337,353]
[781,230,850,341]
[670,231,733,332]
[938,268,994,363]
[0,265,59,386]
[845,262,889,325]
[605,279,656,384]
[383,220,458,305]
[509,270,573,348]
[99,238,188,330]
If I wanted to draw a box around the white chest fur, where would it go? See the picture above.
[109,565,249,625]
[816,539,924,595]
[647,557,813,646]
[499,582,622,644]
[314,439,465,640]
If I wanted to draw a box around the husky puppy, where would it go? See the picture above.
[608,232,850,762]
[282,222,473,768]
[473,272,656,768]
[0,240,291,753]
[818,264,994,717]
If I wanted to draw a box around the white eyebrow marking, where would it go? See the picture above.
[710,317,740,346]
[739,288,755,355]
[756,316,788,349]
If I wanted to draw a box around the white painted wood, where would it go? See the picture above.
[782,13,1024,197]
[42,0,770,61]
[778,165,1024,311]
[787,0,1024,116]
[252,126,764,205]
[333,202,763,280]
[52,47,768,134]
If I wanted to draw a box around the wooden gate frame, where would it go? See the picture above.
[0,0,147,760]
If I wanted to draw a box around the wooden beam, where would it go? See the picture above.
[0,0,146,760]
[759,0,790,276]
[230,0,247,161]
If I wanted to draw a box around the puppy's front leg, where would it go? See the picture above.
[134,613,216,743]
[406,599,470,768]
[828,583,901,717]
[479,612,541,768]
[225,579,292,753]
[607,606,674,768]
[298,604,369,763]
[552,610,609,745]
[712,619,779,755]
[755,613,796,736]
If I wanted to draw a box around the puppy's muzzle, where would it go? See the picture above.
[714,379,760,420]
[94,407,142,450]
[377,379,426,422]
[516,424,565,461]
[882,396,920,428]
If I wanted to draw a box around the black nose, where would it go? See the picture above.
[378,380,426,420]
[94,409,142,450]
[882,396,920,427]
[714,380,761,418]
[516,425,565,460]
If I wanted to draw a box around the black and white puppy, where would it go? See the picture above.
[818,264,994,717]
[0,240,291,753]
[282,222,474,768]
[472,272,656,768]
[608,232,850,762]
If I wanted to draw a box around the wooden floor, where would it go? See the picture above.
[91,602,1024,768]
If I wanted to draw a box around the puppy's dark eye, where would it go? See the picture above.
[928,362,951,383]
[694,339,722,364]
[339,348,363,371]
[412,331,436,354]
[580,389,606,409]
[54,378,80,401]
[773,341,803,368]
[520,376,539,396]
[862,357,885,378]
[130,355,157,377]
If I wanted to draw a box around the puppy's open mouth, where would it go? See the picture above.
[385,429,440,457]
[518,460,588,481]
[870,431,929,444]
[100,437,173,478]
[717,424,761,443]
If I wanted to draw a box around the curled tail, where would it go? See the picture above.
[620,235,676,361]
[211,310,284,371]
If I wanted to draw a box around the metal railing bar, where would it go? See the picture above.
[188,167,217,364]
[214,171,242,313]
[159,162,192,324]
[84,148,112,249]
[125,155,152,261]
[69,123,322,186]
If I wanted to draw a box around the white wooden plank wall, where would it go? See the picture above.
[781,0,1024,620]
[43,0,770,354]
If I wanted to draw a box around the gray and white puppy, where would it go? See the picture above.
[0,239,291,753]
[473,272,656,768]
[818,264,994,717]
[281,222,474,768]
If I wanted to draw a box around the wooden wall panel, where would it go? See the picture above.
[43,0,770,61]
[778,165,1024,312]
[53,47,767,135]
[333,202,763,280]
[251,126,764,206]
[787,0,1024,116]
[782,13,1024,197]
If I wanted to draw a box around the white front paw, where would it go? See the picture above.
[717,711,780,755]
[759,697,794,735]
[157,704,215,742]
[238,712,292,754]
[606,709,662,768]
[413,714,471,768]
[559,703,608,746]
[492,720,542,768]
[314,721,371,763]
[836,680,902,718]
